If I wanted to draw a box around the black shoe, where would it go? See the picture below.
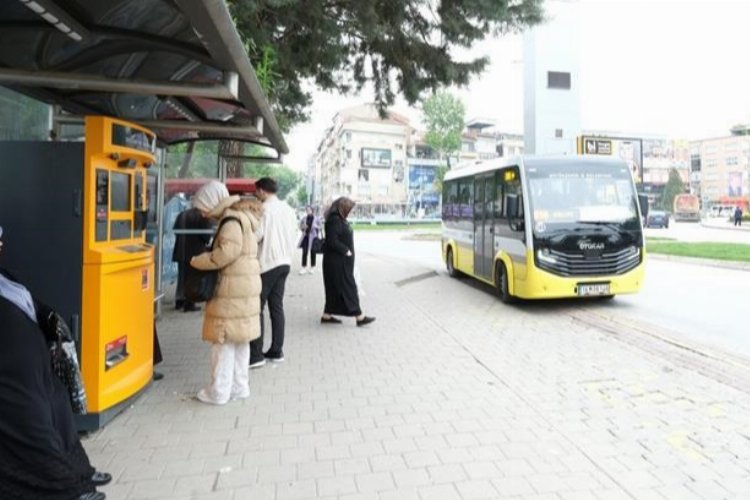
[264,351,285,363]
[183,303,201,312]
[175,300,184,310]
[78,491,105,500]
[356,316,375,327]
[91,471,112,486]
[321,316,342,324]
[249,357,266,369]
[152,371,164,381]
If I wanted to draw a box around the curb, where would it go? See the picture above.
[700,222,750,232]
[647,252,750,272]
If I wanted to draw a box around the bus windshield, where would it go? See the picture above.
[526,162,640,231]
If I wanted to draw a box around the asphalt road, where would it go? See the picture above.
[355,222,750,359]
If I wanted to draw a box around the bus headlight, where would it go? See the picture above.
[537,248,557,264]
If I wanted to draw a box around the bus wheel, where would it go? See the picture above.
[446,248,459,278]
[495,263,514,303]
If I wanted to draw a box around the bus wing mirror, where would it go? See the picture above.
[638,194,649,218]
[506,194,519,219]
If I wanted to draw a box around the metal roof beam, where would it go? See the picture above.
[54,114,261,138]
[175,0,288,154]
[0,68,238,100]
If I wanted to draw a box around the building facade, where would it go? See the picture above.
[690,133,750,210]
[314,104,412,218]
[523,0,581,155]
[312,105,524,219]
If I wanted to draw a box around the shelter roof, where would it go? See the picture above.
[0,0,287,153]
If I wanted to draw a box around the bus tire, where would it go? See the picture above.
[446,248,459,278]
[495,262,514,303]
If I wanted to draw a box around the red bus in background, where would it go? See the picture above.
[165,178,256,198]
[672,194,700,222]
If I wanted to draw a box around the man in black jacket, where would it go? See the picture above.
[172,203,213,312]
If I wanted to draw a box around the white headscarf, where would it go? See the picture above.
[193,180,230,213]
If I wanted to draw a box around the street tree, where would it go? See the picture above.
[295,183,309,207]
[661,168,685,212]
[423,92,466,192]
[228,0,544,131]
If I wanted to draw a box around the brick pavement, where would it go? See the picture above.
[82,252,750,500]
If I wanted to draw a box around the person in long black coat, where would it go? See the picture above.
[172,205,213,312]
[0,230,108,500]
[320,197,375,327]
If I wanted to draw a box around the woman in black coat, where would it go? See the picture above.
[0,228,109,500]
[320,198,375,327]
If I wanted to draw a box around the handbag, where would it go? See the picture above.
[184,216,242,303]
[311,236,326,254]
[44,311,88,415]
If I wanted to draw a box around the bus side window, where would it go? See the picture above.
[458,180,469,220]
[442,181,452,219]
[503,167,524,232]
[474,177,483,221]
[494,173,504,218]
[451,181,457,218]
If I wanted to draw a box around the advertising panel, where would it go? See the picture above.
[407,164,439,216]
[361,148,392,168]
[727,171,744,197]
[578,135,643,185]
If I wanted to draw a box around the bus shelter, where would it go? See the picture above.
[0,0,286,429]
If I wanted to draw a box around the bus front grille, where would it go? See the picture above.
[538,247,641,277]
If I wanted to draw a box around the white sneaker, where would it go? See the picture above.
[307,268,315,274]
[230,390,250,401]
[196,389,228,405]
[299,268,308,275]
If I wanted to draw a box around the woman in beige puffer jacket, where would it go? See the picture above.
[190,181,263,405]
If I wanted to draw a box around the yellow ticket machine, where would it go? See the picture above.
[0,116,156,430]
[80,116,156,427]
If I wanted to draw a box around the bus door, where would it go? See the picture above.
[473,174,495,280]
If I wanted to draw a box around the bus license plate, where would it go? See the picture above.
[578,283,610,296]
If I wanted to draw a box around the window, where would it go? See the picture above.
[494,175,505,218]
[502,168,523,232]
[444,181,458,219]
[346,149,352,159]
[555,129,563,138]
[457,180,474,219]
[474,177,483,221]
[358,169,369,182]
[548,71,571,89]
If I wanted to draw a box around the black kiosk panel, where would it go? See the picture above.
[0,141,84,340]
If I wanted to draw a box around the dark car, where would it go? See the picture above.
[646,210,669,228]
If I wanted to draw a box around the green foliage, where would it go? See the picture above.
[165,139,301,199]
[423,92,466,170]
[295,183,309,207]
[660,168,685,211]
[433,165,449,194]
[228,0,544,130]
[647,241,750,263]
[242,163,301,200]
[254,45,280,96]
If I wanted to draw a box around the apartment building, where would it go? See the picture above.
[690,132,750,209]
[312,105,523,218]
[314,104,412,218]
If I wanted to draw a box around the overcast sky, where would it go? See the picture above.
[284,0,750,170]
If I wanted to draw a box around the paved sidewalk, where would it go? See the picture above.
[83,253,750,500]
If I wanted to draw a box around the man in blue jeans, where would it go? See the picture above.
[250,177,299,368]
